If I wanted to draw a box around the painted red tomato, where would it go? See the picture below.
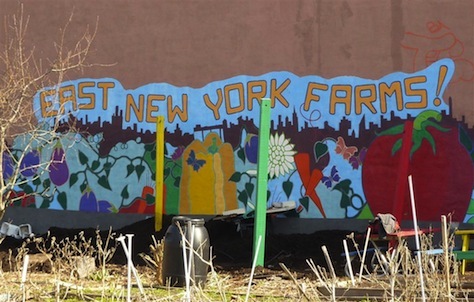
[362,121,474,222]
[8,191,36,208]
[119,185,156,214]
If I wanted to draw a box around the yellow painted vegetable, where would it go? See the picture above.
[179,132,238,214]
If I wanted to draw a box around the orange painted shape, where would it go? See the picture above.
[294,153,326,218]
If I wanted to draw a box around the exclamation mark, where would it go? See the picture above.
[434,65,448,106]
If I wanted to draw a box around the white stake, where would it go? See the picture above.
[185,221,195,302]
[408,175,426,302]
[441,215,451,297]
[126,234,133,302]
[181,225,190,302]
[117,235,144,299]
[245,235,262,302]
[359,227,371,282]
[321,245,336,280]
[343,239,355,285]
[21,254,29,286]
[21,254,29,302]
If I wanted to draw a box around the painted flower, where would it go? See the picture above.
[268,133,296,178]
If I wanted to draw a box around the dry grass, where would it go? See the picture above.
[1,224,474,301]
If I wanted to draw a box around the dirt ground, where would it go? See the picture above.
[3,216,474,300]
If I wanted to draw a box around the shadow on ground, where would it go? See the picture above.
[0,216,354,276]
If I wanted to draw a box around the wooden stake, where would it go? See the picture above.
[441,215,451,297]
[252,98,271,267]
[343,239,355,285]
[359,227,371,282]
[155,116,165,231]
[392,121,413,221]
[408,175,426,302]
[321,245,337,280]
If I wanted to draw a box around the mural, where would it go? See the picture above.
[5,54,474,222]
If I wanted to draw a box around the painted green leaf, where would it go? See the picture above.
[23,184,33,194]
[245,182,254,197]
[69,173,78,187]
[78,151,88,165]
[391,138,402,155]
[229,172,242,182]
[40,198,51,209]
[459,126,473,158]
[466,199,474,214]
[121,185,129,199]
[126,164,134,177]
[146,193,155,204]
[314,141,328,162]
[80,183,87,193]
[91,160,100,171]
[32,176,41,186]
[58,192,67,209]
[135,165,145,179]
[42,178,51,189]
[378,124,404,136]
[238,190,248,203]
[411,130,436,156]
[237,148,245,163]
[98,175,112,190]
[283,180,293,198]
[104,162,112,172]
[208,138,219,154]
[333,179,352,195]
[299,196,309,211]
[413,110,442,130]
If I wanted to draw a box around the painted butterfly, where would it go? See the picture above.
[349,147,367,169]
[335,136,358,160]
[186,150,206,171]
[321,165,341,188]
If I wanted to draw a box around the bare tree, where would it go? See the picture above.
[0,5,97,222]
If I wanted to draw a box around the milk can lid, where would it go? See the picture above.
[188,218,205,226]
[171,216,190,225]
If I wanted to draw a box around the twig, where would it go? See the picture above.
[279,262,311,301]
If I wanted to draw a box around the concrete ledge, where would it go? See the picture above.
[2,206,472,237]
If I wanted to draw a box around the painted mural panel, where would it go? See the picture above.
[6,54,474,222]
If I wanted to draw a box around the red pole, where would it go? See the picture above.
[392,121,413,222]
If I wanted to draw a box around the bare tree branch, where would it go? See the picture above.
[0,4,98,221]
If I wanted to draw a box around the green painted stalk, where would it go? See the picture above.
[253,98,271,267]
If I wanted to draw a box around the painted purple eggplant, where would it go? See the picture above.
[244,134,258,164]
[2,152,13,180]
[79,189,98,212]
[49,147,69,186]
[20,150,40,177]
[97,200,114,213]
